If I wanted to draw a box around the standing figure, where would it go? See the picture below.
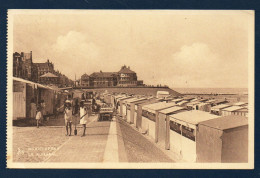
[64,102,72,136]
[30,99,37,126]
[40,100,46,121]
[35,106,42,128]
[80,101,88,137]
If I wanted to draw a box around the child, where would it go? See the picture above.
[35,106,42,128]
[79,101,88,137]
[64,102,72,136]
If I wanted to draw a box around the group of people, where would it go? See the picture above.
[64,95,90,137]
[30,92,97,137]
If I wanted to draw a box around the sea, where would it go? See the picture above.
[172,88,248,95]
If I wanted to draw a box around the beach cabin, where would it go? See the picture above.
[221,106,246,117]
[118,96,133,119]
[213,99,229,106]
[136,99,161,132]
[121,97,138,123]
[167,110,219,162]
[233,102,248,107]
[141,102,177,140]
[114,95,126,113]
[197,102,212,112]
[124,97,148,124]
[156,91,170,99]
[177,100,189,107]
[210,104,231,115]
[13,77,57,120]
[170,98,183,104]
[186,101,201,110]
[157,106,187,147]
[128,98,152,127]
[182,97,195,102]
[197,115,248,163]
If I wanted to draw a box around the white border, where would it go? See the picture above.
[6,10,254,169]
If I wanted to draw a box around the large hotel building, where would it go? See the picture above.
[80,65,144,87]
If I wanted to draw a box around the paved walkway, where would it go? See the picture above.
[34,113,176,163]
[45,115,110,162]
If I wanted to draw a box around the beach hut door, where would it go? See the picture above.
[13,92,26,120]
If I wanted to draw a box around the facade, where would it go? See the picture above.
[80,65,144,87]
[80,73,90,87]
[13,51,34,81]
[117,65,138,86]
[33,59,55,82]
[90,71,118,87]
[13,51,73,87]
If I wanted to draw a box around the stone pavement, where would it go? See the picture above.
[45,115,111,162]
[13,113,177,163]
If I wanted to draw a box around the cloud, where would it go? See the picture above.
[167,42,222,87]
[50,31,100,79]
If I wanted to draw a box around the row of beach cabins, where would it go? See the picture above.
[102,92,248,163]
[12,77,68,121]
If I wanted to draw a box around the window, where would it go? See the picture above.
[170,120,181,134]
[182,125,195,141]
[142,110,149,118]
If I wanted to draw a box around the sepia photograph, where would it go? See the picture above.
[6,10,254,169]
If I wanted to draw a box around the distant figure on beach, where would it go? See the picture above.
[35,106,42,128]
[64,102,72,136]
[80,101,88,137]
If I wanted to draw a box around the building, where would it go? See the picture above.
[117,65,138,86]
[13,51,33,81]
[39,72,59,86]
[33,59,55,82]
[13,51,73,87]
[89,71,118,87]
[80,65,144,87]
[80,73,90,87]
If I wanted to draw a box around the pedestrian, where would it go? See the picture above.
[79,101,88,137]
[35,106,42,128]
[64,102,72,136]
[30,98,37,126]
[40,100,46,121]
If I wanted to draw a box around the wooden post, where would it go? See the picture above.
[165,115,170,150]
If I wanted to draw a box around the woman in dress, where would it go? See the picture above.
[79,101,88,137]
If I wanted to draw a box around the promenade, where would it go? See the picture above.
[13,114,174,163]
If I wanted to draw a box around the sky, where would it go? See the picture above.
[11,10,253,88]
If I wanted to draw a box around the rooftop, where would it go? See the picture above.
[222,106,245,112]
[159,106,186,114]
[90,72,117,78]
[211,104,231,110]
[118,65,136,74]
[143,102,177,113]
[169,110,220,125]
[40,72,58,78]
[199,115,248,130]
[233,102,248,106]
